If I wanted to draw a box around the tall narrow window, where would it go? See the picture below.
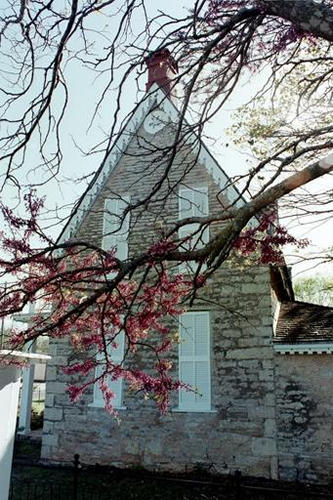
[178,311,211,412]
[92,197,129,409]
[178,187,209,272]
[102,196,130,261]
[93,331,125,408]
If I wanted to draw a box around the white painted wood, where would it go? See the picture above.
[0,351,50,363]
[0,365,21,500]
[274,342,333,355]
[18,339,36,435]
[18,364,35,435]
[178,311,211,411]
[0,351,51,500]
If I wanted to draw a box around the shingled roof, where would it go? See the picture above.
[275,301,333,344]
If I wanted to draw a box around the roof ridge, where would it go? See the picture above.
[285,300,333,311]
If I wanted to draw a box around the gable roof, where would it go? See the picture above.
[57,83,245,244]
[275,301,333,344]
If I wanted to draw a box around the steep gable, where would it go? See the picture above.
[58,83,245,244]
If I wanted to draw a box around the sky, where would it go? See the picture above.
[2,0,332,280]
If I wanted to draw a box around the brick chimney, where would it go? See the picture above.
[145,49,178,96]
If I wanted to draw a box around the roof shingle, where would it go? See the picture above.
[275,301,333,344]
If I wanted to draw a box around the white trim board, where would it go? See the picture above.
[0,350,51,363]
[274,343,333,355]
[58,84,246,244]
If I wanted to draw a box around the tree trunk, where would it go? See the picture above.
[261,0,333,42]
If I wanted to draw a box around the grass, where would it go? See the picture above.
[13,438,41,460]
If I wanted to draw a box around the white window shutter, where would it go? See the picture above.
[93,331,125,408]
[194,361,210,408]
[103,199,119,250]
[179,189,194,219]
[179,187,208,219]
[193,188,209,217]
[102,196,130,259]
[93,363,104,404]
[194,313,210,356]
[179,361,195,408]
[178,188,209,272]
[106,330,125,408]
[178,312,211,411]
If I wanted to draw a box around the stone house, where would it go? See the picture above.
[41,50,333,483]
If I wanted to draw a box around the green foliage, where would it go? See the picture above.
[227,39,332,177]
[30,408,44,430]
[294,275,333,307]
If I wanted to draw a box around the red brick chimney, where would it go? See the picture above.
[145,49,178,95]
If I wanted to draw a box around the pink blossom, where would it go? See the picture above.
[67,384,85,403]
[62,359,96,376]
[149,239,176,257]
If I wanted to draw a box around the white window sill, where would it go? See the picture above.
[172,408,217,414]
[88,402,127,410]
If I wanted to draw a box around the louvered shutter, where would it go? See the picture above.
[102,197,130,260]
[179,313,196,409]
[178,188,209,272]
[93,331,125,408]
[178,312,211,411]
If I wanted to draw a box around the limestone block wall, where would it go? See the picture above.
[276,355,333,482]
[42,265,277,477]
[42,119,278,478]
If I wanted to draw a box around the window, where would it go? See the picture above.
[92,331,125,408]
[102,196,130,260]
[90,200,129,409]
[178,187,209,272]
[178,311,211,412]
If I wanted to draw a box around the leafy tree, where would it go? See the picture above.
[0,0,332,413]
[294,275,333,307]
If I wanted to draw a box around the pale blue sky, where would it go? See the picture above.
[2,0,332,277]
